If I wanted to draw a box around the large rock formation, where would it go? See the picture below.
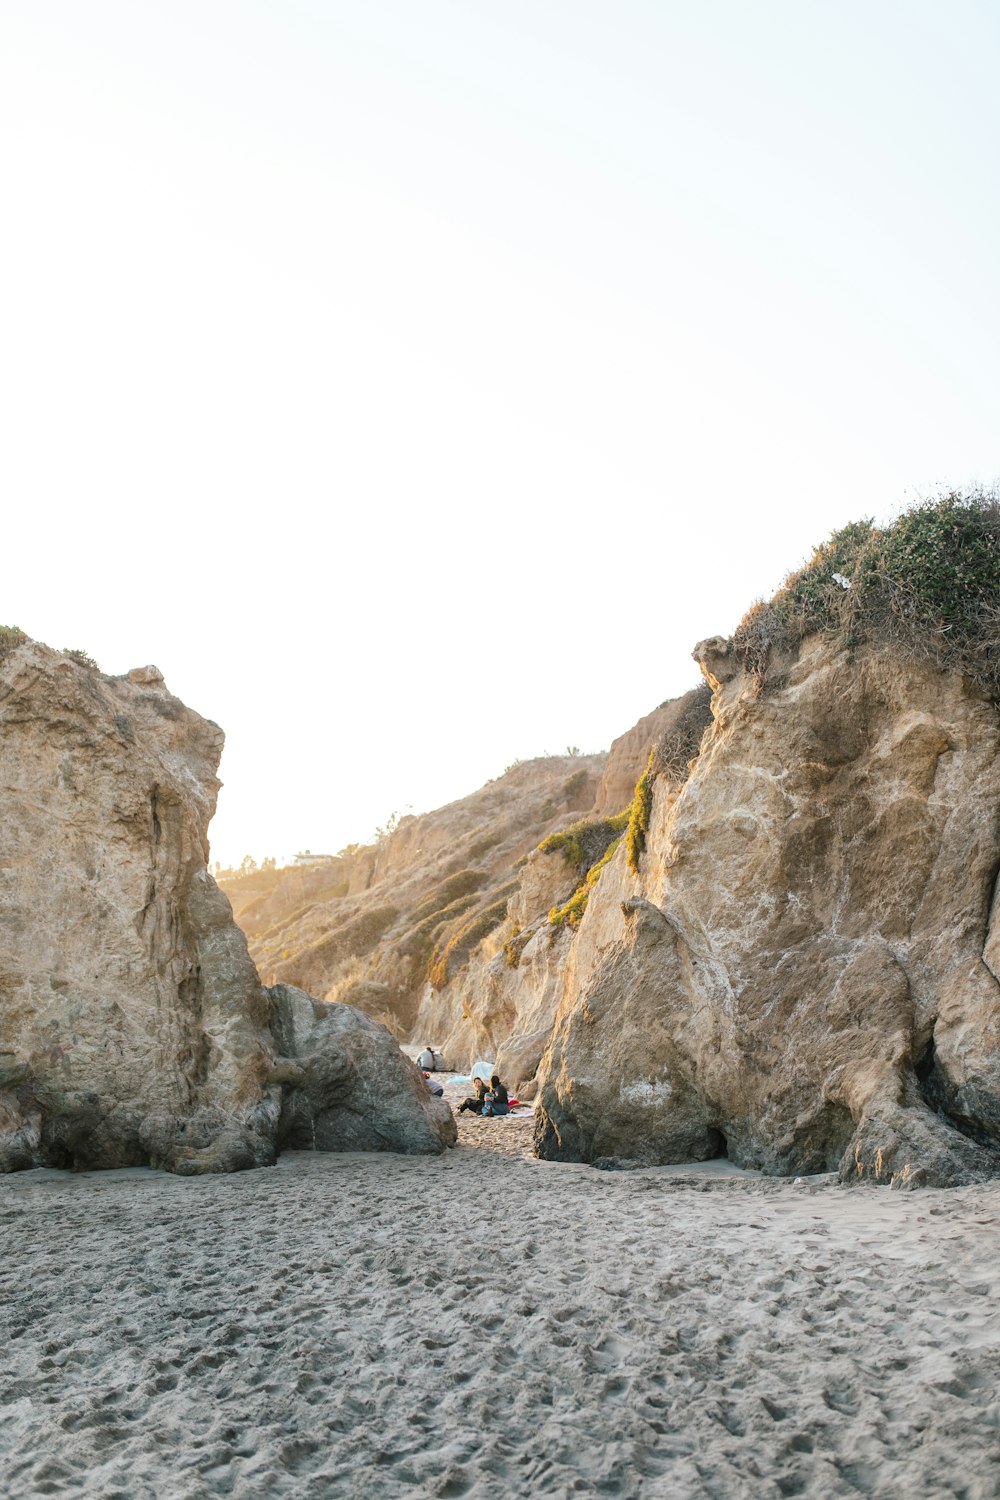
[535,634,1000,1187]
[406,686,714,1078]
[0,640,453,1173]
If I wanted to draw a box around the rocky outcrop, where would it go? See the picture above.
[0,641,452,1173]
[400,690,714,1080]
[535,635,1000,1187]
[207,491,1000,1188]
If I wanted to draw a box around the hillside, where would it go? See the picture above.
[219,689,710,1052]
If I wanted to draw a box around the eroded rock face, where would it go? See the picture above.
[0,642,453,1173]
[535,638,1000,1187]
[407,691,716,1085]
[0,643,278,1173]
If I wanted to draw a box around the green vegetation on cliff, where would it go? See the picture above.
[734,490,1000,694]
[539,811,628,874]
[548,835,624,928]
[538,811,627,929]
[549,686,714,905]
[626,751,655,873]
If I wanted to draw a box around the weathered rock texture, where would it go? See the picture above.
[535,635,1000,1187]
[0,641,452,1173]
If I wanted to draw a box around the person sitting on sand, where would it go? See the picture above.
[457,1077,488,1114]
[422,1071,444,1098]
[482,1074,509,1117]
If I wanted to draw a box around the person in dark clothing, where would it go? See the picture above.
[457,1077,488,1114]
[423,1071,445,1098]
[483,1074,509,1117]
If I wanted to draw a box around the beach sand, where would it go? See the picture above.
[3,1103,1000,1498]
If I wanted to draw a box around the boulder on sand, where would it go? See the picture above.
[269,986,457,1154]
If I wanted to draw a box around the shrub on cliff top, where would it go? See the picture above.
[62,648,99,669]
[0,626,28,657]
[733,490,1000,695]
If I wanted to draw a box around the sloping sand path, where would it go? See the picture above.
[3,1129,1000,1498]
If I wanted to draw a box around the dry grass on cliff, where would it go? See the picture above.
[0,625,28,656]
[651,681,714,781]
[428,890,515,989]
[734,489,1000,696]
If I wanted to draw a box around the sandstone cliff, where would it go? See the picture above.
[0,640,453,1173]
[403,684,713,1077]
[219,493,1000,1188]
[237,493,1000,1190]
[534,638,1000,1185]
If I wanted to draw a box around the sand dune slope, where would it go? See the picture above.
[3,1135,1000,1498]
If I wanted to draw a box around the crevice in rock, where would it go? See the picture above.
[978,849,1000,989]
[150,786,162,846]
[916,1029,998,1148]
[914,1032,937,1085]
[178,971,210,1091]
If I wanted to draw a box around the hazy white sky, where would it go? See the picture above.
[2,1,998,866]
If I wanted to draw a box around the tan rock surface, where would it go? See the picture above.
[0,641,277,1173]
